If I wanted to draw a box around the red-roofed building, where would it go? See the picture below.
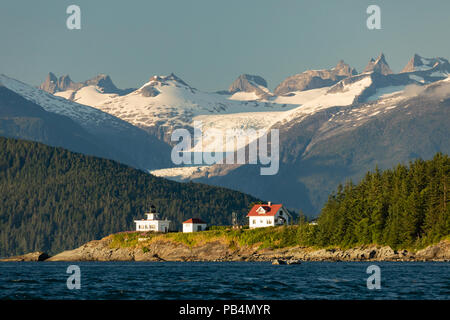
[247,202,292,228]
[183,218,207,233]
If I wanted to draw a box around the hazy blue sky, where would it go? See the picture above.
[1,0,450,91]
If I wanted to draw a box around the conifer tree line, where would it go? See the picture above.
[315,153,449,249]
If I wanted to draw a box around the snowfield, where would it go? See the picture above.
[43,73,382,154]
[150,165,214,181]
[64,75,296,132]
[45,73,379,140]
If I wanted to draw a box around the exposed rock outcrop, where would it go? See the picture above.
[228,74,272,99]
[39,73,83,94]
[44,236,450,262]
[415,240,450,260]
[274,60,357,95]
[0,251,50,262]
[39,73,134,95]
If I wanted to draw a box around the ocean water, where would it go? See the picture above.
[0,261,448,300]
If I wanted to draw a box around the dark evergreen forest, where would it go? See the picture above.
[315,153,449,249]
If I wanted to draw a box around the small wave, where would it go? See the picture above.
[9,279,39,284]
[317,277,351,283]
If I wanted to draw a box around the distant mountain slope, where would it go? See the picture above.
[0,74,172,170]
[0,83,118,158]
[0,137,259,256]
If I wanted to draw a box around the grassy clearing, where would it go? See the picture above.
[109,226,309,250]
[109,225,449,252]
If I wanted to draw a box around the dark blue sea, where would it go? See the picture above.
[0,261,449,300]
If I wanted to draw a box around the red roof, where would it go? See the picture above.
[247,203,282,217]
[183,218,207,224]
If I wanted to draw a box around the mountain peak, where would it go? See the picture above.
[149,73,190,88]
[229,74,268,92]
[228,74,271,99]
[84,74,119,93]
[39,73,78,93]
[39,72,59,93]
[363,53,393,75]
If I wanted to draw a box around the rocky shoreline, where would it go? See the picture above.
[2,236,449,262]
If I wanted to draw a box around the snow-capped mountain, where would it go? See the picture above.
[41,54,450,152]
[43,67,383,150]
[49,73,294,146]
[0,74,171,170]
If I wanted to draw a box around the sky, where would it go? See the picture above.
[1,0,450,92]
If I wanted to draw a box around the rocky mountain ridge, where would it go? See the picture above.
[39,72,134,95]
[273,60,358,95]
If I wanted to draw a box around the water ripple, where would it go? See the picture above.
[0,261,448,299]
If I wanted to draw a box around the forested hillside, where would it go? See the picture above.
[315,153,450,249]
[0,137,259,256]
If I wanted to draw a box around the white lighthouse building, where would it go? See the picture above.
[134,206,171,233]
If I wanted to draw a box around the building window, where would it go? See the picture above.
[267,220,270,224]
[253,219,256,224]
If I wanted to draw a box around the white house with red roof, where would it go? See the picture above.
[134,206,171,233]
[183,218,207,233]
[247,202,292,229]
